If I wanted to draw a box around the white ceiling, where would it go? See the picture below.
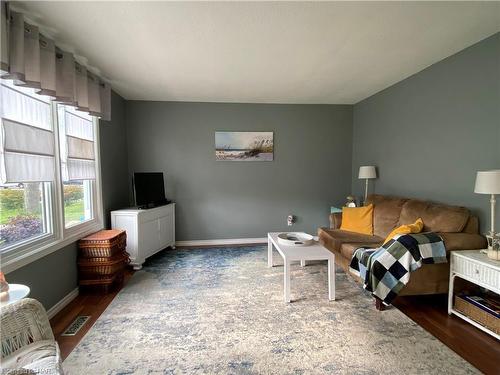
[16,1,500,104]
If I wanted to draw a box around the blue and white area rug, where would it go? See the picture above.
[63,246,478,374]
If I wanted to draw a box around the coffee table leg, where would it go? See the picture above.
[328,258,335,301]
[284,260,291,303]
[268,238,273,267]
[300,260,306,267]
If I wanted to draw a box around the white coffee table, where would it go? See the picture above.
[268,232,335,303]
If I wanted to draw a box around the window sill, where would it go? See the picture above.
[2,221,104,274]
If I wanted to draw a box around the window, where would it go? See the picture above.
[62,181,93,228]
[0,81,103,270]
[0,82,54,251]
[57,105,97,228]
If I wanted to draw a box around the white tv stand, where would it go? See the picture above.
[111,203,175,270]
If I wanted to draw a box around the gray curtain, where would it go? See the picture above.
[0,3,112,121]
[38,34,56,97]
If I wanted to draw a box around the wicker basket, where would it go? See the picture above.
[79,272,125,286]
[79,229,126,258]
[78,230,128,291]
[454,295,500,334]
[79,244,125,258]
[78,253,129,278]
[79,276,117,286]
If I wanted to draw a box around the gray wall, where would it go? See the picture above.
[125,102,353,240]
[100,92,131,228]
[352,33,500,231]
[6,91,130,310]
[6,242,78,311]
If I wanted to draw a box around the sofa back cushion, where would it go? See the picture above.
[398,199,470,233]
[462,215,480,234]
[365,195,408,238]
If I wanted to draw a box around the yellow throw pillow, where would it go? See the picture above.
[383,218,424,245]
[340,204,374,235]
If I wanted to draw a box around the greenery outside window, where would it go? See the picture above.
[63,181,93,228]
[0,182,52,251]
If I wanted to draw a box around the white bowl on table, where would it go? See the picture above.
[277,232,314,247]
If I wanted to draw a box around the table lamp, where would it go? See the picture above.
[474,170,500,250]
[359,166,377,204]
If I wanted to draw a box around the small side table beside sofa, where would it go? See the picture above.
[448,250,500,340]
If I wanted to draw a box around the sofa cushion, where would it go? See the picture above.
[462,215,479,234]
[438,232,487,251]
[318,228,383,252]
[399,199,470,233]
[339,232,486,260]
[340,242,383,260]
[365,195,408,238]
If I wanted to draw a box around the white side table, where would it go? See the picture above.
[0,284,30,306]
[448,250,499,340]
[268,232,335,303]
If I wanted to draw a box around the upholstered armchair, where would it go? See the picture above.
[1,298,63,374]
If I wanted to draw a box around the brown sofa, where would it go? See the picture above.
[318,194,487,299]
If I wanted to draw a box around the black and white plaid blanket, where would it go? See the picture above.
[349,233,447,305]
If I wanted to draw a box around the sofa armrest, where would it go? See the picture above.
[330,212,342,229]
[438,232,487,252]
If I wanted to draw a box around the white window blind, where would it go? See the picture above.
[1,82,52,129]
[0,83,55,183]
[59,106,96,180]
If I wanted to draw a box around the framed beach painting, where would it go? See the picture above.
[215,131,274,161]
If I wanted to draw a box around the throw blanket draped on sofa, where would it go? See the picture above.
[349,233,447,305]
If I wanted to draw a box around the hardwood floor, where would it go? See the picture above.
[50,270,499,374]
[50,270,134,360]
[394,294,500,375]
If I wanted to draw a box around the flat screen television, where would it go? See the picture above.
[133,172,169,208]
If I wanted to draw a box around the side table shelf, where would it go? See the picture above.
[448,250,500,340]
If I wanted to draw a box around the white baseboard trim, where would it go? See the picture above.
[175,237,267,247]
[47,287,79,319]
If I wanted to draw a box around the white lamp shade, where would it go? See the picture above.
[474,170,500,194]
[358,166,377,179]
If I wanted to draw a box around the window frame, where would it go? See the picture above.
[0,98,104,274]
